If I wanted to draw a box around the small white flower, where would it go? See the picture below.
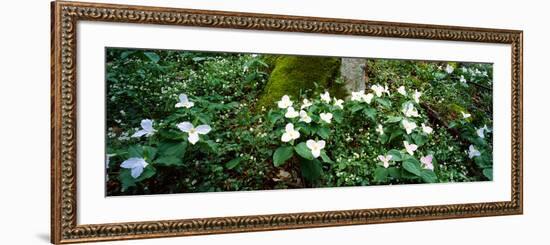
[459,75,468,84]
[351,90,365,101]
[378,155,393,168]
[476,127,485,138]
[175,93,194,108]
[483,124,491,133]
[413,90,422,104]
[277,95,293,109]
[306,139,326,158]
[131,119,156,138]
[320,112,333,124]
[299,110,312,123]
[120,157,149,178]
[404,141,418,156]
[402,103,419,118]
[402,119,417,135]
[285,107,300,118]
[177,122,212,145]
[468,145,481,159]
[421,123,433,134]
[461,111,471,119]
[445,64,454,74]
[461,67,468,73]
[420,155,434,170]
[333,98,344,109]
[376,124,384,135]
[281,123,300,142]
[301,98,313,109]
[371,84,385,97]
[320,91,331,103]
[397,86,407,96]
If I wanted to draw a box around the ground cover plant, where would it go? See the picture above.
[105,48,493,196]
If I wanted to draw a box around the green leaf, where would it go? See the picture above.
[363,108,377,120]
[273,146,294,167]
[351,104,364,113]
[483,168,493,180]
[387,167,401,178]
[387,149,403,161]
[412,133,428,146]
[120,50,136,59]
[300,158,323,182]
[333,110,343,123]
[135,166,156,182]
[127,145,143,158]
[376,98,391,108]
[420,170,437,183]
[385,116,403,123]
[225,158,242,170]
[389,130,403,142]
[374,167,388,182]
[144,52,160,63]
[295,142,314,160]
[403,158,422,176]
[155,156,183,166]
[142,146,157,161]
[119,170,136,191]
[320,151,334,164]
[268,111,283,124]
[317,127,330,139]
[158,141,187,158]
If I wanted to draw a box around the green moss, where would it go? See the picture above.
[257,56,346,109]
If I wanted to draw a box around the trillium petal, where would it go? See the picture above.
[196,125,212,134]
[285,123,294,132]
[130,166,144,178]
[188,132,200,145]
[121,157,142,168]
[179,94,189,103]
[177,122,193,132]
[141,119,154,132]
[306,140,316,150]
[311,149,321,158]
[131,130,147,138]
[281,133,292,142]
[317,140,326,149]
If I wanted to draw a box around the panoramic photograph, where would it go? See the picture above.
[104,48,493,196]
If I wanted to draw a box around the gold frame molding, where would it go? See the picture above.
[51,1,523,244]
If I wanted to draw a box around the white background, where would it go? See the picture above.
[0,0,548,244]
[78,21,511,224]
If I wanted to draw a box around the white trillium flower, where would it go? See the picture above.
[301,98,313,109]
[299,110,312,123]
[284,107,300,118]
[364,93,374,104]
[306,139,326,158]
[281,123,300,142]
[131,119,156,138]
[320,91,331,103]
[177,122,212,145]
[402,103,419,118]
[445,64,454,74]
[461,111,471,119]
[461,67,468,73]
[371,84,385,97]
[403,141,418,156]
[402,119,417,135]
[120,157,149,178]
[376,124,384,135]
[333,98,344,109]
[420,155,434,170]
[175,93,194,108]
[320,112,333,124]
[351,90,366,101]
[468,145,481,159]
[397,86,407,96]
[277,95,293,109]
[413,90,422,104]
[378,155,393,168]
[459,75,468,84]
[476,127,485,138]
[421,123,433,134]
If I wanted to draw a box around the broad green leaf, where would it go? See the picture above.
[389,130,403,142]
[333,110,343,123]
[320,151,334,164]
[364,108,377,120]
[127,145,143,158]
[295,142,314,160]
[403,158,422,176]
[420,170,437,183]
[374,167,388,182]
[268,111,283,124]
[135,166,156,182]
[158,141,187,158]
[119,170,136,191]
[385,116,403,123]
[387,149,403,161]
[351,104,364,113]
[273,146,294,167]
[300,158,323,182]
[225,157,242,170]
[387,167,401,178]
[144,52,160,63]
[155,156,183,166]
[142,146,157,161]
[317,127,330,139]
[376,98,391,108]
[412,133,428,146]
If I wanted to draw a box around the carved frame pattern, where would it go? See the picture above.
[51,1,523,243]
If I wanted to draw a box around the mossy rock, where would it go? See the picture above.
[257,56,347,109]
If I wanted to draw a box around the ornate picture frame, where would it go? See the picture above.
[51,0,523,243]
